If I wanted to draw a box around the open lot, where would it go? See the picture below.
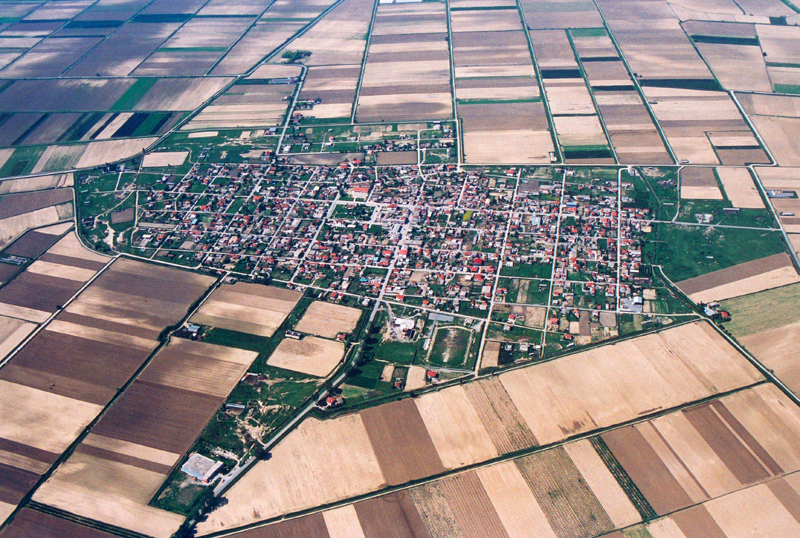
[294,300,362,338]
[266,335,345,377]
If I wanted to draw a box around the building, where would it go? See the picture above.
[181,453,223,484]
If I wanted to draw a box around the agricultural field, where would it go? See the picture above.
[4,0,800,537]
[196,321,762,533]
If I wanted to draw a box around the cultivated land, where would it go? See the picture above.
[3,0,800,537]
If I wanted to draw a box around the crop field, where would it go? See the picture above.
[191,282,302,337]
[184,79,297,131]
[450,6,554,164]
[722,283,800,396]
[197,414,386,534]
[0,249,214,527]
[739,93,800,166]
[34,338,256,538]
[0,232,105,322]
[680,167,723,200]
[195,321,760,533]
[356,2,452,123]
[603,383,800,517]
[499,322,761,445]
[716,167,764,208]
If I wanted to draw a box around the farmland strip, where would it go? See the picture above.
[462,377,537,454]
[589,436,657,520]
[515,446,614,538]
[438,472,509,538]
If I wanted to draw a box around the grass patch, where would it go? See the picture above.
[427,326,471,368]
[643,224,788,282]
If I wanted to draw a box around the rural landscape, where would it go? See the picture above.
[2,0,800,537]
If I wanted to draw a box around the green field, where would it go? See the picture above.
[721,282,800,337]
[644,224,788,282]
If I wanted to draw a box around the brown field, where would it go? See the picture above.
[361,398,444,485]
[409,480,462,537]
[142,151,189,168]
[677,252,799,303]
[0,508,120,538]
[266,336,344,377]
[499,322,761,445]
[197,414,385,534]
[290,0,373,66]
[739,321,800,395]
[137,339,257,398]
[462,377,537,454]
[681,167,723,199]
[294,301,362,338]
[192,282,301,337]
[67,258,214,333]
[0,231,106,322]
[415,386,498,469]
[355,491,429,538]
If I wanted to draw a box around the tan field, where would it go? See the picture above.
[716,167,765,208]
[476,461,558,538]
[196,415,385,534]
[323,505,366,538]
[0,380,102,453]
[76,138,155,168]
[653,412,741,498]
[463,130,554,164]
[33,451,184,538]
[705,482,800,536]
[26,259,96,282]
[95,113,133,140]
[749,115,800,166]
[46,319,155,352]
[266,336,345,377]
[740,321,800,396]
[681,185,723,200]
[405,364,427,391]
[0,205,69,249]
[482,340,501,368]
[0,172,72,194]
[545,82,597,115]
[294,301,362,338]
[499,322,761,445]
[142,151,189,168]
[553,115,607,147]
[187,131,218,139]
[689,265,800,303]
[0,315,35,360]
[415,386,498,468]
[48,230,108,262]
[564,439,641,528]
[83,433,180,468]
[192,283,302,337]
